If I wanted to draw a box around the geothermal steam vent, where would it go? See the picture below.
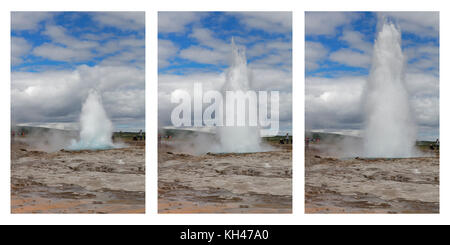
[216,38,263,153]
[69,90,116,150]
[364,21,416,158]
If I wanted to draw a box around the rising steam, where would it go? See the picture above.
[215,37,265,153]
[68,90,116,150]
[364,21,416,157]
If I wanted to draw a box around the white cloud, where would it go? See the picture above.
[11,12,53,31]
[179,46,229,65]
[329,49,371,68]
[43,25,98,49]
[12,12,145,131]
[305,41,328,71]
[233,12,292,33]
[32,24,99,62]
[158,12,292,132]
[190,27,229,51]
[97,37,143,54]
[33,43,94,62]
[382,12,439,38]
[306,76,365,127]
[247,40,291,58]
[327,29,373,69]
[305,12,360,36]
[305,12,439,139]
[305,73,439,139]
[11,36,32,65]
[404,43,439,74]
[99,50,145,69]
[411,96,439,128]
[158,12,202,33]
[92,12,145,31]
[175,27,235,65]
[12,65,144,129]
[158,66,292,129]
[159,39,178,68]
[405,73,439,98]
[340,30,372,53]
[32,23,144,66]
[98,37,145,68]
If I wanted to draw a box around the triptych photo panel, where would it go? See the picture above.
[10,11,439,215]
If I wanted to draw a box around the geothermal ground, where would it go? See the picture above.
[305,143,439,213]
[11,137,145,214]
[158,140,292,213]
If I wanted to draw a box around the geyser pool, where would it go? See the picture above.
[68,90,117,150]
[363,21,416,158]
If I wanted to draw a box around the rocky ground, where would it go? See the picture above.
[305,144,439,213]
[11,138,145,213]
[158,142,292,213]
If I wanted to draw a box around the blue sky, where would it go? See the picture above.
[158,12,293,135]
[305,12,439,140]
[11,12,145,132]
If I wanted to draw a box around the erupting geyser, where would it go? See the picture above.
[216,38,262,153]
[69,90,116,150]
[364,21,416,157]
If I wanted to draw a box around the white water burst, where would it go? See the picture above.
[364,21,417,157]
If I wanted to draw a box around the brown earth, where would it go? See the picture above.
[11,138,145,214]
[305,144,439,213]
[158,141,292,213]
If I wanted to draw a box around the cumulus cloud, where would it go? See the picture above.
[306,72,439,139]
[158,12,292,133]
[12,65,144,130]
[92,12,144,31]
[190,28,228,49]
[306,76,365,131]
[233,12,292,33]
[33,43,95,62]
[339,30,372,53]
[158,12,202,33]
[159,39,178,68]
[12,12,145,132]
[11,36,32,65]
[305,12,360,36]
[322,29,374,69]
[43,25,98,49]
[329,49,371,68]
[404,43,439,75]
[29,22,145,67]
[305,41,328,71]
[382,12,439,38]
[179,46,229,65]
[247,40,292,71]
[158,70,291,130]
[11,12,53,31]
[306,12,439,140]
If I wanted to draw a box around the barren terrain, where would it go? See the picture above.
[11,138,145,213]
[158,141,292,213]
[305,144,439,213]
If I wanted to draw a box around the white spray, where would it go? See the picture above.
[69,90,116,150]
[216,38,263,153]
[364,21,416,157]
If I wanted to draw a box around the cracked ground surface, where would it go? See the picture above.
[11,139,145,213]
[305,145,439,213]
[158,142,292,213]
